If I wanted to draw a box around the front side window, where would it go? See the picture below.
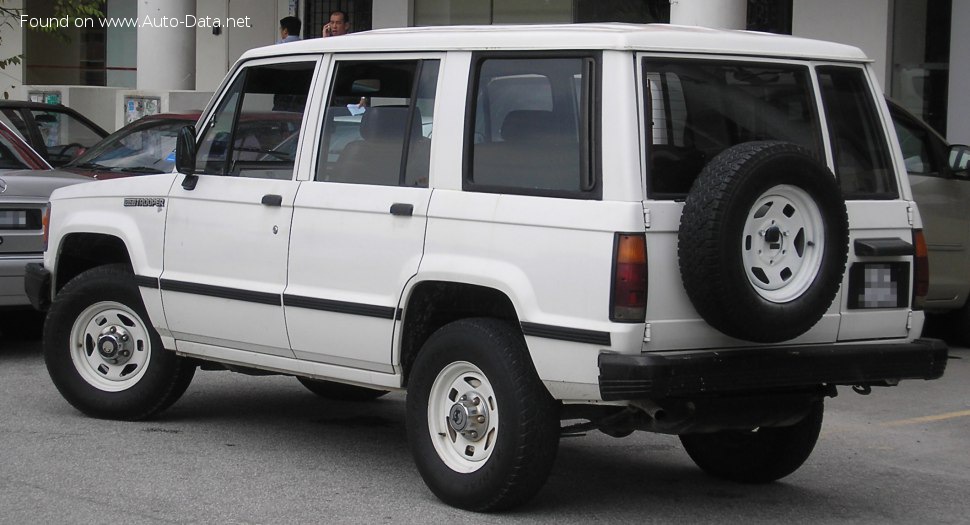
[817,66,897,198]
[195,61,314,180]
[466,55,598,197]
[316,59,439,187]
[643,59,821,197]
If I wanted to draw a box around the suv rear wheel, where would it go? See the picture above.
[44,264,195,420]
[679,400,824,483]
[405,318,560,511]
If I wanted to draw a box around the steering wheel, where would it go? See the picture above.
[55,143,86,160]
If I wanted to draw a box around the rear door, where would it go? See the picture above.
[815,65,917,340]
[283,55,441,372]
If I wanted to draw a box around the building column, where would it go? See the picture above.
[137,0,197,90]
[669,0,747,29]
[948,1,970,145]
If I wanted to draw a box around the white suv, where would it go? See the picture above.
[26,24,947,511]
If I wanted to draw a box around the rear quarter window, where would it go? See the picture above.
[464,53,600,198]
[816,65,898,199]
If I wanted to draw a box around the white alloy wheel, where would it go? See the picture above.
[741,184,825,303]
[427,360,499,473]
[69,300,152,392]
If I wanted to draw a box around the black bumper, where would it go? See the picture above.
[23,263,51,311]
[598,338,949,401]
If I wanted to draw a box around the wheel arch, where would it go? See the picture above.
[54,232,133,292]
[399,280,522,386]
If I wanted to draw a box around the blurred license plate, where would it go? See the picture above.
[0,210,28,229]
[848,262,909,309]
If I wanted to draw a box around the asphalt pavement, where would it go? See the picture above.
[1,328,968,523]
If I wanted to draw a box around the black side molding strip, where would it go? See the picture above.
[134,275,159,289]
[283,294,400,320]
[160,279,281,306]
[521,322,611,346]
[855,238,914,257]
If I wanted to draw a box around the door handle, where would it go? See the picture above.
[261,194,283,207]
[390,203,413,216]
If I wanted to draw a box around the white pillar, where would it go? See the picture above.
[137,0,197,90]
[669,0,747,29]
[948,1,970,145]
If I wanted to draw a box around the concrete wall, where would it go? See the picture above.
[195,0,289,92]
[195,0,230,92]
[793,0,893,90]
[948,1,970,145]
[373,0,410,29]
[22,85,214,132]
[670,0,747,29]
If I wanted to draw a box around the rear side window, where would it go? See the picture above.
[316,59,439,187]
[643,59,822,198]
[816,66,898,198]
[465,54,599,198]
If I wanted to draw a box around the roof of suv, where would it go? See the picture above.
[244,23,869,62]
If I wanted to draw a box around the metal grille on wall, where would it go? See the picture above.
[747,0,792,34]
[306,0,373,39]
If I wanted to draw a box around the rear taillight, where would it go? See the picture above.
[611,233,647,322]
[42,203,51,252]
[913,229,928,310]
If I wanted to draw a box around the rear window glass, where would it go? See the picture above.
[642,59,822,198]
[817,66,898,198]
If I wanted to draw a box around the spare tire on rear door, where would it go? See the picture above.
[677,141,849,343]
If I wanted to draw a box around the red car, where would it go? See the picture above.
[0,101,108,167]
[0,120,52,171]
[62,113,200,180]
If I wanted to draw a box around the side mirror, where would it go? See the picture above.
[950,144,970,176]
[175,125,198,190]
[175,125,197,175]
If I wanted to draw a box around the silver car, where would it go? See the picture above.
[1,121,89,326]
[890,99,970,342]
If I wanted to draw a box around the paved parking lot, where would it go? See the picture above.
[1,329,968,523]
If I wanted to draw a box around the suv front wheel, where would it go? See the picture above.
[405,318,560,512]
[44,264,195,420]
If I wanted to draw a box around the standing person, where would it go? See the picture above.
[279,16,302,43]
[322,10,350,37]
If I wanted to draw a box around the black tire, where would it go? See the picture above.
[680,400,824,483]
[678,141,849,343]
[942,303,970,346]
[296,377,388,402]
[406,318,560,512]
[44,264,195,420]
[0,309,45,341]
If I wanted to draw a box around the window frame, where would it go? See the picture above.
[815,63,900,200]
[193,55,320,180]
[313,56,440,187]
[462,50,602,200]
[638,54,825,200]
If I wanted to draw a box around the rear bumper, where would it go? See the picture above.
[23,262,51,311]
[598,338,949,401]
